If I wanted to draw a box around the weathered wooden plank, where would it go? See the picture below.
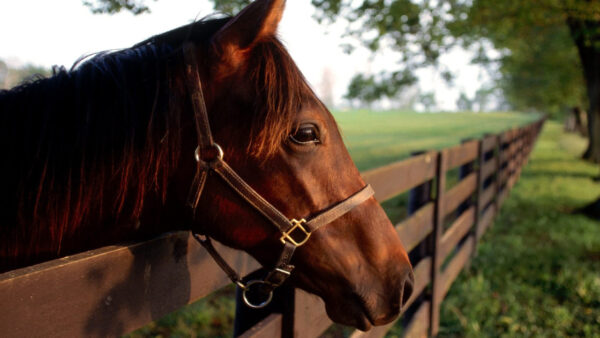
[500,147,512,164]
[396,203,435,252]
[481,158,497,181]
[430,150,447,336]
[479,184,496,210]
[498,167,509,185]
[507,171,517,190]
[0,231,259,338]
[499,131,509,144]
[403,301,430,338]
[438,236,474,302]
[294,289,331,338]
[481,135,497,153]
[438,207,475,264]
[239,314,282,338]
[442,173,477,217]
[497,187,509,208]
[363,151,438,202]
[477,205,496,240]
[444,140,479,170]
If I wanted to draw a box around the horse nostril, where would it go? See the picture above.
[400,270,414,308]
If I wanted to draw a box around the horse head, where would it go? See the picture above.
[181,0,414,329]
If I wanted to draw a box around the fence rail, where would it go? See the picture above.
[0,118,545,337]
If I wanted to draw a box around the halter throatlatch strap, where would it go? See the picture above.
[182,43,375,308]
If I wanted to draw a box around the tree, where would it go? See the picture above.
[83,0,156,14]
[419,91,436,112]
[345,70,417,107]
[85,0,600,162]
[454,1,594,157]
[456,92,473,111]
[309,0,600,162]
[0,60,51,90]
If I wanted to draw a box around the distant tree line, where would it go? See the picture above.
[0,60,51,90]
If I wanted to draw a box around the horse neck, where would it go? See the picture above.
[0,47,190,272]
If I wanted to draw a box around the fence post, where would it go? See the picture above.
[493,132,502,222]
[406,151,434,330]
[430,150,447,336]
[408,151,434,261]
[472,137,485,257]
[458,139,475,216]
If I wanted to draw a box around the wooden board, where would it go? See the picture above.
[479,184,496,211]
[438,236,474,302]
[442,173,477,217]
[239,314,282,338]
[362,151,438,202]
[293,290,331,338]
[403,301,430,338]
[438,207,475,264]
[481,159,497,181]
[481,135,498,153]
[477,205,496,240]
[443,140,479,170]
[497,187,508,208]
[0,232,259,338]
[396,203,435,252]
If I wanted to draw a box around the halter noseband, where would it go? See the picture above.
[183,44,374,308]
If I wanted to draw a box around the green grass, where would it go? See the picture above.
[128,111,586,337]
[334,110,538,171]
[433,122,600,337]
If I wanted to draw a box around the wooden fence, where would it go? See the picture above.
[0,119,545,338]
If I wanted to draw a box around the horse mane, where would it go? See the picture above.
[0,16,310,269]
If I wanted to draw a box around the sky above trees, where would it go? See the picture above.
[0,0,487,110]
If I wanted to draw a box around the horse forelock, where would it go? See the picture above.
[245,36,313,158]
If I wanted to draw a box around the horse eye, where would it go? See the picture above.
[290,124,320,145]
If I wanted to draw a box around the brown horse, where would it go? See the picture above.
[0,0,412,330]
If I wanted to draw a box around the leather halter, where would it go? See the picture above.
[183,44,374,308]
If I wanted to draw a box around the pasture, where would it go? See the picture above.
[436,122,600,337]
[129,110,555,337]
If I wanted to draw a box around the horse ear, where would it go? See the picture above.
[212,0,285,64]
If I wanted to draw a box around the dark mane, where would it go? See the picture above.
[0,16,310,269]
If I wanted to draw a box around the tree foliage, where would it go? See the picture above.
[0,60,51,90]
[453,1,588,117]
[83,0,600,158]
[345,70,417,106]
[83,0,156,14]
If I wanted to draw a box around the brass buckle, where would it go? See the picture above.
[280,219,311,246]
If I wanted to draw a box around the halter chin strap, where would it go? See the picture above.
[183,44,374,308]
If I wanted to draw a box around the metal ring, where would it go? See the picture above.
[195,143,224,163]
[242,280,273,309]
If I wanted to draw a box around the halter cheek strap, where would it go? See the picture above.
[183,43,374,308]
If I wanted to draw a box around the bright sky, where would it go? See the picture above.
[0,0,486,110]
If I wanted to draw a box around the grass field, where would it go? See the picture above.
[434,121,600,337]
[334,110,538,171]
[128,111,600,337]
